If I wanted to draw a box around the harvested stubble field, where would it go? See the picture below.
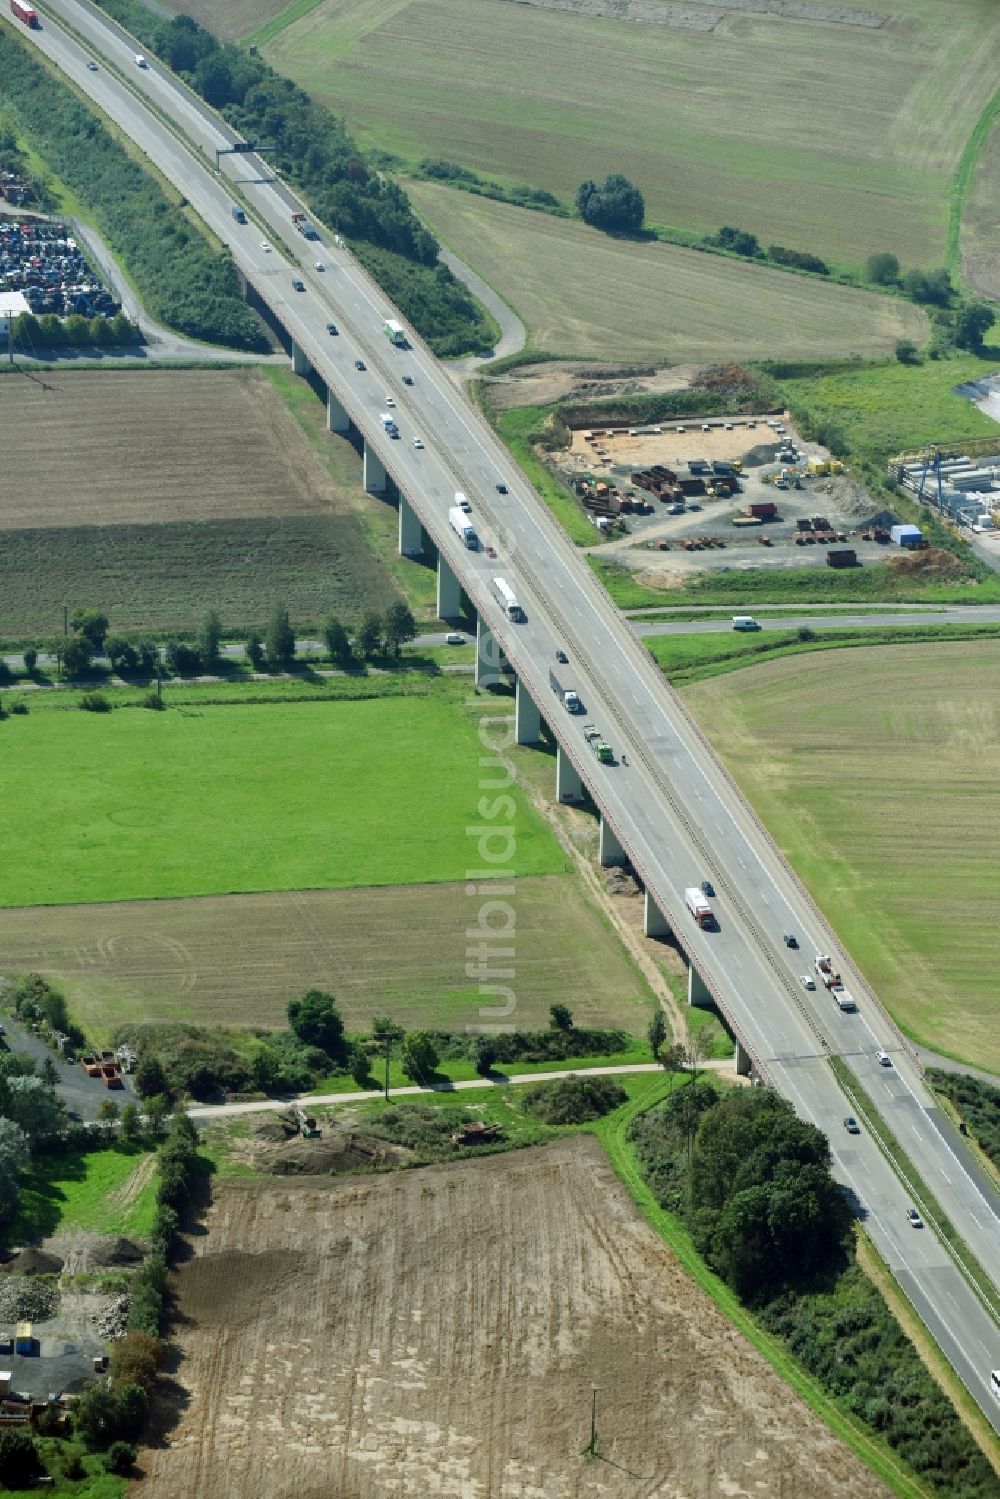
[406,183,928,362]
[961,111,1000,302]
[0,876,646,1036]
[262,0,1000,268]
[684,641,1000,1073]
[0,367,398,634]
[143,1137,888,1499]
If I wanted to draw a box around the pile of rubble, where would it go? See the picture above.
[0,1274,59,1322]
[96,1293,131,1342]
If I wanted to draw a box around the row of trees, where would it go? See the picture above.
[0,29,266,351]
[11,311,138,352]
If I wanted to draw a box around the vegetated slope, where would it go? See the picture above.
[406,181,928,361]
[0,27,265,350]
[0,695,566,907]
[140,1138,888,1499]
[960,110,1000,301]
[91,0,494,355]
[263,0,1000,269]
[0,369,399,636]
[683,641,1000,1073]
[0,876,647,1036]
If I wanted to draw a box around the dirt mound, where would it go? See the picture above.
[254,1130,410,1177]
[1,1247,63,1276]
[811,473,882,521]
[742,442,782,467]
[46,1233,145,1275]
[890,546,967,580]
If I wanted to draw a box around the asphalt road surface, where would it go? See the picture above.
[14,1,1000,1426]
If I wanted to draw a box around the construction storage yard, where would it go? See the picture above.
[141,1138,890,1499]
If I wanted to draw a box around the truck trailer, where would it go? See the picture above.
[684,887,714,929]
[448,506,478,548]
[10,0,39,25]
[492,577,523,621]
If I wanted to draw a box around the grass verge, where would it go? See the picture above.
[8,1146,158,1245]
[487,405,595,545]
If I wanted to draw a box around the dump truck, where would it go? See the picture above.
[830,986,856,1012]
[582,724,612,763]
[684,887,714,929]
[748,501,777,519]
[448,506,478,548]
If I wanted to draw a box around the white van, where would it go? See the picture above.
[135,53,147,66]
[454,492,471,512]
[732,616,761,631]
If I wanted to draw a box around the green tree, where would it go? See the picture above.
[164,639,201,675]
[895,339,918,364]
[245,630,264,670]
[400,1030,439,1081]
[135,638,160,676]
[902,267,951,305]
[866,252,899,284]
[144,1093,171,1140]
[120,1102,142,1145]
[105,636,138,674]
[62,633,93,678]
[576,173,644,233]
[954,301,995,353]
[265,605,295,669]
[98,1098,120,1126]
[349,1044,372,1089]
[383,600,416,656]
[549,1003,573,1032]
[198,608,223,668]
[647,1008,667,1060]
[104,1441,137,1476]
[134,1054,169,1101]
[1,1076,62,1143]
[249,1044,285,1093]
[22,646,37,675]
[469,1035,496,1076]
[0,1118,29,1223]
[286,990,346,1060]
[323,615,352,668]
[73,1380,121,1448]
[0,1429,40,1487]
[69,610,109,650]
[356,612,383,660]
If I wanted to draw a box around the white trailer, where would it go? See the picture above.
[684,887,714,929]
[492,576,523,621]
[448,506,478,548]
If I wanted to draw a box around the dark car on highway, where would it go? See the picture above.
[701,880,715,897]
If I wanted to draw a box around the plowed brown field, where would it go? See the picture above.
[141,1138,889,1499]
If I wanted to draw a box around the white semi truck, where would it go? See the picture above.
[448,506,478,548]
[492,577,523,621]
[684,887,714,929]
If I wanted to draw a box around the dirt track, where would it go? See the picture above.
[141,1138,890,1498]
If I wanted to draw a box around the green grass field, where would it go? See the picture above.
[0,687,566,907]
[8,1147,158,1244]
[766,354,1000,457]
[683,641,1000,1072]
[406,182,928,362]
[260,0,1000,271]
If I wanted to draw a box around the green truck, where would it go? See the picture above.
[583,724,613,764]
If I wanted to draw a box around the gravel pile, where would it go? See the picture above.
[96,1293,131,1342]
[0,1275,59,1322]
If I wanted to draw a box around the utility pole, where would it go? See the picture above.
[584,1384,604,1457]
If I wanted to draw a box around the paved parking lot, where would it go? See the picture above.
[0,1016,134,1122]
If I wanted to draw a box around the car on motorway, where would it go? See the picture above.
[701,880,715,897]
[496,481,509,494]
[687,502,702,511]
[843,1116,860,1134]
[877,1049,891,1067]
[485,545,497,558]
[724,422,734,430]
[260,241,272,253]
[384,396,395,407]
[326,323,338,335]
[135,54,147,67]
[783,932,798,948]
[445,633,465,645]
[675,425,686,434]
[402,374,414,385]
[412,437,424,449]
[701,423,711,432]
[906,1207,923,1227]
[87,61,98,71]
[314,260,325,271]
[555,649,568,664]
[991,1369,1000,1401]
[354,359,365,371]
[800,974,816,990]
[292,278,305,291]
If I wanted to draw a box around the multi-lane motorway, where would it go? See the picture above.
[11,0,1000,1429]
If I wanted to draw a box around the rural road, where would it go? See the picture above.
[185,1059,738,1123]
[21,1,1000,1427]
[436,246,527,376]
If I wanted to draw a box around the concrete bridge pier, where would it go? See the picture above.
[556,745,583,804]
[476,616,505,689]
[363,440,386,495]
[291,339,311,376]
[688,963,712,1008]
[643,890,671,939]
[326,388,350,433]
[599,815,626,868]
[398,496,422,556]
[437,554,462,619]
[514,679,542,745]
[734,1038,753,1077]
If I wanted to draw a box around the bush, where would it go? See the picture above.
[895,339,919,364]
[522,1076,626,1124]
[105,636,138,674]
[109,1330,162,1393]
[8,701,28,716]
[104,1440,137,1475]
[708,226,760,258]
[164,639,202,676]
[142,690,165,710]
[21,647,37,675]
[866,252,899,284]
[767,245,829,275]
[0,1428,40,1486]
[79,691,111,713]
